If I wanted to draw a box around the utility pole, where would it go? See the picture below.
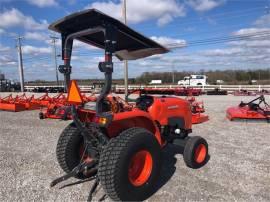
[50,36,59,86]
[16,36,25,92]
[172,64,175,84]
[266,4,270,82]
[122,0,128,100]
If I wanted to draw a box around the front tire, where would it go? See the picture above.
[183,136,208,169]
[98,127,161,201]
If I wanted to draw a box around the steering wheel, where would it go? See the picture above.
[136,95,153,111]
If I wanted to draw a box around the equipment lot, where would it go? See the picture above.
[0,94,269,201]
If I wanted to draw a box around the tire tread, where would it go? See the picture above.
[98,127,154,201]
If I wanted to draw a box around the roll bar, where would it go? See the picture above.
[59,24,116,115]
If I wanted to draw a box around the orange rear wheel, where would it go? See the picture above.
[128,150,153,186]
[98,127,162,201]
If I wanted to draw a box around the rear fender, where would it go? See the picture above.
[107,109,162,145]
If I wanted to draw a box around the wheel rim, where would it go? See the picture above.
[128,150,153,186]
[194,144,207,164]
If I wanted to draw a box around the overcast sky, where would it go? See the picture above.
[0,0,270,81]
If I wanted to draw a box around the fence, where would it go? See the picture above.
[24,84,270,93]
[115,84,270,92]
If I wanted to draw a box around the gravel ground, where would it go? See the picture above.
[0,94,270,201]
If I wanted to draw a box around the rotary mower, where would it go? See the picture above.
[48,9,209,201]
[226,95,270,122]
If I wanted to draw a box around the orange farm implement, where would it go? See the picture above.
[39,93,98,120]
[226,95,270,122]
[0,93,69,113]
[0,94,40,112]
[186,96,209,124]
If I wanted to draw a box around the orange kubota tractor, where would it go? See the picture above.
[49,9,209,201]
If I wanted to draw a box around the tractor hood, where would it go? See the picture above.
[48,9,169,60]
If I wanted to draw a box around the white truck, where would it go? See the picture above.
[149,80,162,84]
[178,75,207,86]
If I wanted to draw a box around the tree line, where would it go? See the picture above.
[27,68,270,85]
[135,69,270,85]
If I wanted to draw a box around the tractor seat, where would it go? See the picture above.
[136,95,154,111]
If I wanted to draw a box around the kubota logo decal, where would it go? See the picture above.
[168,105,179,109]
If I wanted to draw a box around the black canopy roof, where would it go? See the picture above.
[49,9,169,60]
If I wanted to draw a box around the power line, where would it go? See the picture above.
[19,34,270,62]
[159,23,251,39]
[9,31,270,69]
[166,31,270,48]
[135,6,265,31]
[24,57,52,62]
[20,27,269,63]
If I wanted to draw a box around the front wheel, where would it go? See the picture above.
[98,127,162,201]
[183,136,208,169]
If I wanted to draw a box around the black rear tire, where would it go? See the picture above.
[183,136,208,169]
[98,127,161,201]
[56,122,85,179]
